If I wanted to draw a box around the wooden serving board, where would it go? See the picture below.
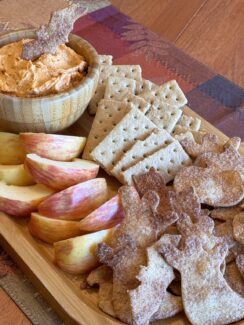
[0,106,243,325]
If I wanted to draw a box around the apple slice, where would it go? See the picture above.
[0,182,55,218]
[79,195,124,232]
[54,228,114,274]
[20,133,86,161]
[38,178,108,219]
[25,154,99,190]
[0,132,26,165]
[29,213,83,243]
[0,164,34,186]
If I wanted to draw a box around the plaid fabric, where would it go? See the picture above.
[73,5,244,139]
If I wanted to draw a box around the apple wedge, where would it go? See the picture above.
[38,178,108,219]
[79,195,124,232]
[25,154,99,190]
[0,182,55,218]
[0,132,26,165]
[29,213,83,243]
[20,133,86,161]
[0,164,34,186]
[54,228,114,274]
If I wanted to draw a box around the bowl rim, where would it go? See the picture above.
[0,29,100,102]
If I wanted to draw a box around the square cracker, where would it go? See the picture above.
[121,141,192,185]
[111,129,175,182]
[135,79,158,96]
[83,99,131,160]
[88,84,106,115]
[122,93,151,114]
[146,100,182,133]
[176,114,201,131]
[104,77,136,101]
[140,80,187,108]
[174,131,195,142]
[98,55,113,65]
[91,106,157,171]
[100,65,142,85]
[88,65,142,114]
[172,125,206,144]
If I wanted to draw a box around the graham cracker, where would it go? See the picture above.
[104,77,136,101]
[140,80,187,108]
[111,129,175,182]
[135,79,158,96]
[121,93,151,114]
[173,126,206,144]
[88,84,106,115]
[83,99,131,160]
[121,141,191,185]
[100,65,142,85]
[174,131,195,142]
[88,64,142,114]
[146,100,182,133]
[90,106,157,171]
[176,114,201,131]
[98,55,113,65]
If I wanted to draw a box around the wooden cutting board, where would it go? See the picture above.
[0,106,243,325]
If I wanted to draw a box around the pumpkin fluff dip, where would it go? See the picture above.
[0,39,87,97]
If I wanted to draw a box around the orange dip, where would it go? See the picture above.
[0,39,87,97]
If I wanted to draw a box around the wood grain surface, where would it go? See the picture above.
[1,0,243,324]
[0,288,31,325]
[111,0,244,87]
[0,105,244,325]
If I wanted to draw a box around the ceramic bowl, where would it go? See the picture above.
[0,30,100,133]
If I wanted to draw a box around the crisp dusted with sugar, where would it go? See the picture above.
[224,262,244,298]
[86,265,115,317]
[22,3,86,60]
[196,144,244,180]
[158,235,244,325]
[129,245,182,325]
[233,212,244,245]
[210,206,243,221]
[174,166,244,207]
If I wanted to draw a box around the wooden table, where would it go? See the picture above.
[111,0,244,88]
[0,0,243,324]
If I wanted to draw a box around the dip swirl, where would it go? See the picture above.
[0,39,87,97]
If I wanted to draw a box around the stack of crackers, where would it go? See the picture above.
[83,55,204,184]
[81,55,244,325]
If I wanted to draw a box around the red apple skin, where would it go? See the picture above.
[20,133,86,161]
[79,195,124,232]
[25,156,99,190]
[29,213,83,243]
[0,197,37,218]
[38,178,108,219]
